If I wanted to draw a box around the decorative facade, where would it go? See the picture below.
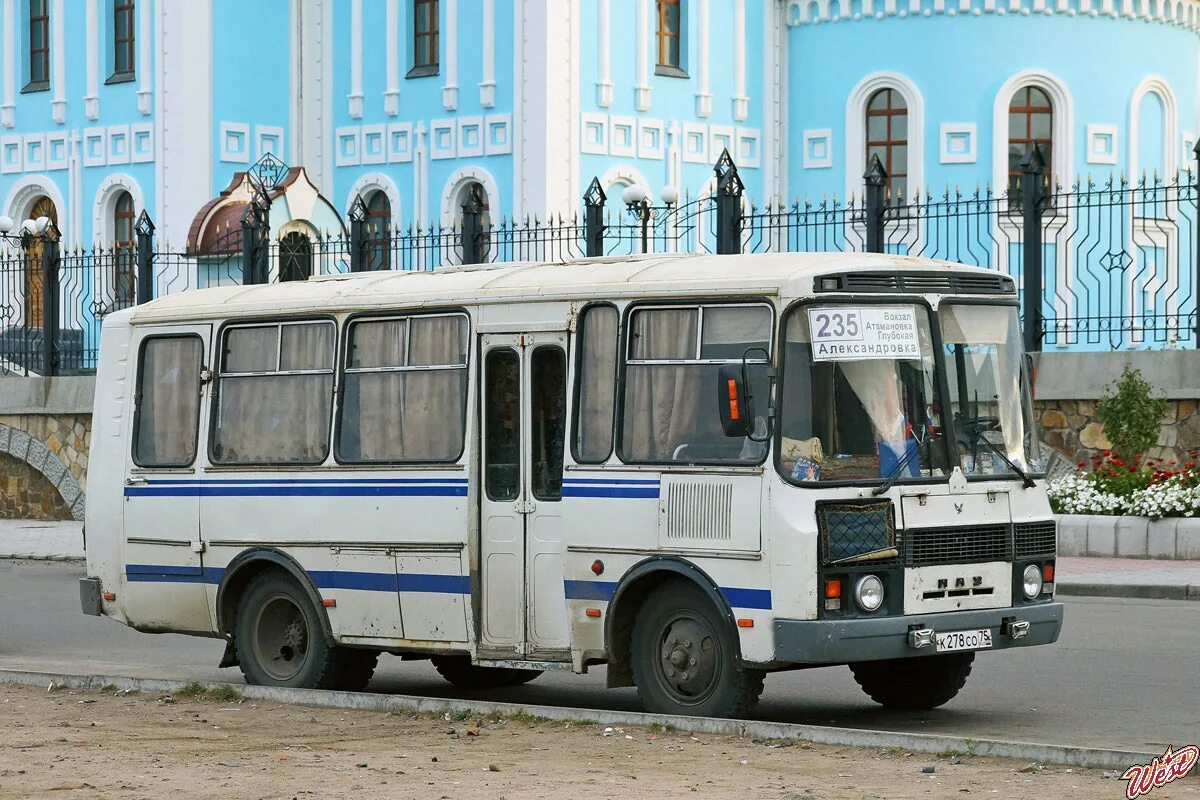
[0,0,1195,248]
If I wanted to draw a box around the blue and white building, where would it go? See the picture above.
[0,0,1195,248]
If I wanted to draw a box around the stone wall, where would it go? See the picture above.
[0,452,74,520]
[1035,399,1200,465]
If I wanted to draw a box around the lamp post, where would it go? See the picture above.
[623,184,679,254]
[0,214,50,243]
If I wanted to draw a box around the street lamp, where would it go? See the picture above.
[0,215,39,243]
[624,184,679,254]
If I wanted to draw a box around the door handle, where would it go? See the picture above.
[125,476,147,486]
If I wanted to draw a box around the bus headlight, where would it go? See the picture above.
[853,574,885,612]
[1022,564,1043,599]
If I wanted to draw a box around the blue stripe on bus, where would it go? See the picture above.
[561,486,660,498]
[561,478,661,485]
[124,566,470,594]
[139,478,467,485]
[125,485,468,498]
[564,579,771,610]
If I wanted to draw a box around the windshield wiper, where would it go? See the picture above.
[969,431,1036,488]
[871,442,923,496]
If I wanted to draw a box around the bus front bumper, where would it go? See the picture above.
[773,602,1064,664]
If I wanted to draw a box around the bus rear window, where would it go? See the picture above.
[211,321,335,465]
[338,313,468,463]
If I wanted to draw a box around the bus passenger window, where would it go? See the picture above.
[211,321,335,465]
[531,346,566,500]
[133,336,203,467]
[573,305,618,463]
[338,314,468,463]
[485,348,520,501]
[621,303,772,464]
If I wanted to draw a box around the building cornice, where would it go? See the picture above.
[784,0,1200,34]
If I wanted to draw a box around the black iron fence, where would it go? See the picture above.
[2,145,1198,376]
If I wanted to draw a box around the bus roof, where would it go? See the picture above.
[126,251,1007,324]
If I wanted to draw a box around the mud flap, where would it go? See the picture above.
[218,638,239,669]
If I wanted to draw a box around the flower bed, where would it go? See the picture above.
[1048,451,1200,520]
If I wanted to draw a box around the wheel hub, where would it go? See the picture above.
[253,595,311,682]
[657,617,719,702]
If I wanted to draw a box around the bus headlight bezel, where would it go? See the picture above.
[1021,564,1044,599]
[853,574,885,613]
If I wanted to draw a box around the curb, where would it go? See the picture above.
[1056,582,1200,601]
[0,668,1158,771]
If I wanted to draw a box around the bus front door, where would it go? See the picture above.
[479,333,571,661]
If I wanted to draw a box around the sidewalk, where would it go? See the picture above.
[0,519,83,559]
[1056,556,1200,601]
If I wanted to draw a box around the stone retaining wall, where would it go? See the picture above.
[1035,399,1200,466]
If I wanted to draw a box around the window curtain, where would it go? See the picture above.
[622,309,701,461]
[576,307,617,461]
[135,337,201,466]
[402,316,465,459]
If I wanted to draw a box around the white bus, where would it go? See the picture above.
[81,252,1063,717]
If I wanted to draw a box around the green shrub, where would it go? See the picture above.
[1095,366,1168,460]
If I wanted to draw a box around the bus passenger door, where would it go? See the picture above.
[479,333,571,660]
[121,324,214,633]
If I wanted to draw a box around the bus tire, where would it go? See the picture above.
[850,652,975,710]
[629,582,764,718]
[430,656,542,689]
[333,649,380,692]
[234,571,344,689]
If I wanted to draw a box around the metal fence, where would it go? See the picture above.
[2,146,1197,376]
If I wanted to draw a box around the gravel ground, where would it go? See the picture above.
[0,682,1194,800]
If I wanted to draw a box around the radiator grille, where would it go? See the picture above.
[662,481,733,541]
[817,501,899,565]
[1014,520,1057,558]
[905,524,1012,566]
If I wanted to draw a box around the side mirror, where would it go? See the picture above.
[717,363,751,438]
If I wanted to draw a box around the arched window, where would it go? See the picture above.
[113,191,135,306]
[25,195,57,328]
[278,232,313,282]
[1007,86,1053,198]
[656,0,684,74]
[364,190,391,271]
[457,181,490,262]
[865,88,907,203]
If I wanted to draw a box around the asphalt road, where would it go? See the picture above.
[1,559,1196,754]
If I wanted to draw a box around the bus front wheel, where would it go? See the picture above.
[234,571,378,691]
[630,582,764,718]
[850,652,974,710]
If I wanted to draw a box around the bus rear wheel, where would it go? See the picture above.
[850,652,975,710]
[234,571,377,691]
[629,582,764,718]
[431,656,542,689]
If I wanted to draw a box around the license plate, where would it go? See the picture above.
[935,628,993,652]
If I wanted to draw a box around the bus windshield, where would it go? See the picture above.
[778,304,945,483]
[939,304,1041,477]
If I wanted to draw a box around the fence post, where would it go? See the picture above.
[460,184,484,265]
[1194,140,1200,346]
[1019,145,1047,353]
[584,177,606,257]
[240,209,260,284]
[348,195,368,272]
[715,149,744,255]
[39,225,60,377]
[134,210,155,305]
[241,184,270,284]
[864,155,887,254]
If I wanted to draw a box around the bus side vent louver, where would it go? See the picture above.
[661,480,733,542]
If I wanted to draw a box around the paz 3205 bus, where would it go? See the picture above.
[81,252,1063,717]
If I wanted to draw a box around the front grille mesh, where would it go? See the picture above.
[905,524,1012,566]
[1014,520,1057,558]
[818,501,899,565]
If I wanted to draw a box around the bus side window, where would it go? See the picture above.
[211,321,336,465]
[133,335,204,468]
[337,313,469,463]
[573,305,618,463]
